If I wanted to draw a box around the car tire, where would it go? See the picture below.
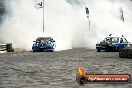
[47,50,54,52]
[117,47,123,52]
[33,49,37,52]
[97,49,101,52]
[77,76,86,85]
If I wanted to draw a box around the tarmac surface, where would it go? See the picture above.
[0,48,132,88]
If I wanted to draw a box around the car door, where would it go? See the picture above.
[118,38,128,48]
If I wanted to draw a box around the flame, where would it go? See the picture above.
[77,65,86,76]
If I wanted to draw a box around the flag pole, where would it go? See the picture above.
[43,0,44,33]
[87,15,90,30]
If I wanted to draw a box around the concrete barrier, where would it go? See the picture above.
[0,43,14,52]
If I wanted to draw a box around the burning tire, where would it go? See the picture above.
[119,47,132,58]
[76,76,86,85]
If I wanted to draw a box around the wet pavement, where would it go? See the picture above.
[0,48,132,88]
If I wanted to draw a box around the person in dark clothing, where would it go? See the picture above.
[120,38,123,43]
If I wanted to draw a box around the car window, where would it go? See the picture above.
[36,38,54,43]
[111,37,119,43]
[104,37,119,43]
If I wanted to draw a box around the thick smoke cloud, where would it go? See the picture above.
[0,0,132,51]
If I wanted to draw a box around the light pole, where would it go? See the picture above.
[43,0,44,33]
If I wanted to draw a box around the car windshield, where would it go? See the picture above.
[36,37,52,44]
[104,37,119,43]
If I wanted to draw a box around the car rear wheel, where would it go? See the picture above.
[97,49,101,52]
[32,49,37,52]
[47,50,54,52]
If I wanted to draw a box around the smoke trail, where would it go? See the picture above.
[0,0,42,50]
[0,0,132,51]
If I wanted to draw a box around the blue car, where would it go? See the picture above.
[32,37,56,52]
[96,36,130,52]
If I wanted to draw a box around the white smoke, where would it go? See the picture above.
[0,0,132,51]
